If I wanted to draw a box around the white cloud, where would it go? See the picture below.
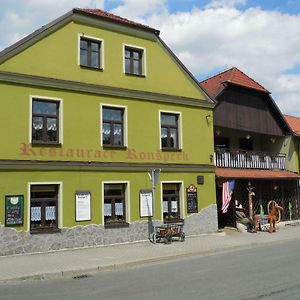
[0,0,104,50]
[0,0,299,116]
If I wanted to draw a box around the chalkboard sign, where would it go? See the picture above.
[5,195,24,226]
[186,184,198,213]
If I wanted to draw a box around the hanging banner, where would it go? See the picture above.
[5,195,24,226]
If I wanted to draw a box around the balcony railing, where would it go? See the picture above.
[214,148,286,170]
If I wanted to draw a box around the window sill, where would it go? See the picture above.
[104,222,129,229]
[80,65,103,71]
[103,145,127,150]
[125,72,145,78]
[32,141,61,147]
[30,227,61,234]
[161,148,182,152]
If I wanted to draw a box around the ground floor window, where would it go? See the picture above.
[162,183,181,223]
[104,183,127,226]
[30,184,59,233]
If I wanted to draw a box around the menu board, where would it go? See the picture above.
[140,190,153,217]
[75,191,91,221]
[5,195,24,226]
[186,184,198,213]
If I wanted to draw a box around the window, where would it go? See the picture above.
[104,183,127,226]
[80,37,102,69]
[162,183,181,223]
[32,99,59,144]
[160,112,180,149]
[102,106,125,147]
[124,46,144,76]
[30,185,59,233]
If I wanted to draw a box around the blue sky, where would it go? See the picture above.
[0,0,299,115]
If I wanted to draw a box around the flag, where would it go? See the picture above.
[221,180,235,213]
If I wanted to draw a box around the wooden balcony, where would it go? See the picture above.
[214,148,286,170]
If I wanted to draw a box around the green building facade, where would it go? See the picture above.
[0,9,216,255]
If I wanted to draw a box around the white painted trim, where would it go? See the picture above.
[29,95,63,144]
[100,103,128,147]
[78,33,105,69]
[160,181,184,221]
[27,181,63,232]
[159,110,182,150]
[122,43,147,76]
[101,181,130,224]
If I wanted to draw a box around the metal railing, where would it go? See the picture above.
[214,148,286,170]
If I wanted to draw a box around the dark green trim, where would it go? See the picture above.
[0,160,215,173]
[0,71,215,109]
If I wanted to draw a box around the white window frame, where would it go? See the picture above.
[160,181,184,221]
[123,43,147,76]
[100,103,128,147]
[27,181,63,232]
[101,181,130,225]
[78,34,105,70]
[159,110,182,150]
[29,95,63,144]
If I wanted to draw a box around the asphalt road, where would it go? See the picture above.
[1,238,300,300]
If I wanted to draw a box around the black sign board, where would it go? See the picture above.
[186,184,198,213]
[5,195,24,226]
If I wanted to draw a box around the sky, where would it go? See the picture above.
[0,0,300,116]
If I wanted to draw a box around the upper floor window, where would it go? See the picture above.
[160,112,180,150]
[102,106,126,147]
[124,45,145,76]
[80,36,102,69]
[32,99,60,144]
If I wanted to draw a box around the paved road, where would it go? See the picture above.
[1,237,300,300]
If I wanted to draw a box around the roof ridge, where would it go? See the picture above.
[74,8,160,34]
[199,67,235,83]
[232,67,268,93]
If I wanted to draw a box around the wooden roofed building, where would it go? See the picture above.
[200,67,300,229]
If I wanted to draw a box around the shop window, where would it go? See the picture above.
[162,183,181,223]
[80,36,102,69]
[30,184,59,233]
[104,183,128,227]
[102,106,126,147]
[160,112,180,150]
[124,46,145,76]
[32,99,59,144]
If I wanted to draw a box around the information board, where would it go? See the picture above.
[5,195,24,226]
[139,190,153,217]
[186,184,198,213]
[75,191,91,221]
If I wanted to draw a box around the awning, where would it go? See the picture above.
[216,168,300,180]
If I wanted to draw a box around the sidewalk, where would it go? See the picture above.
[0,223,299,282]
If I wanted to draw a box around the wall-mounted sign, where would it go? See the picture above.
[139,189,153,217]
[5,195,24,226]
[75,191,91,221]
[186,184,198,213]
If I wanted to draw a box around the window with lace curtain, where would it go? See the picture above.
[102,106,126,147]
[160,112,180,150]
[30,184,59,233]
[32,99,59,144]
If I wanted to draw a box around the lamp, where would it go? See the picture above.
[270,137,276,144]
[245,134,251,140]
[215,129,221,136]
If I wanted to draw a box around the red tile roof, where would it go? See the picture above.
[216,168,300,179]
[74,8,159,35]
[200,67,269,98]
[284,115,300,136]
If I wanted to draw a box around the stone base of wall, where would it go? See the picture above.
[0,204,218,256]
